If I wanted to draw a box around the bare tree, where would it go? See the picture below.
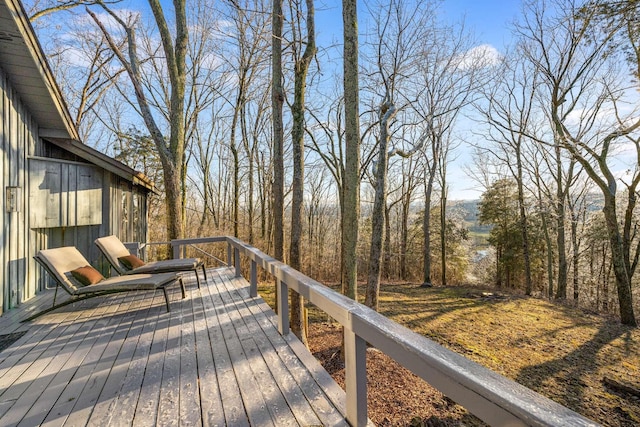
[412,21,488,287]
[272,0,285,266]
[473,51,541,295]
[88,0,189,239]
[28,0,121,21]
[361,0,436,310]
[288,0,316,344]
[518,0,638,325]
[342,0,360,300]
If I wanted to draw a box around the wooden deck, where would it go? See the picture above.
[0,267,350,426]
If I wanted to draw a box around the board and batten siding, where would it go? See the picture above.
[28,158,103,228]
[1,65,34,313]
[1,64,150,315]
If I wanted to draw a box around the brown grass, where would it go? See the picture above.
[259,282,640,426]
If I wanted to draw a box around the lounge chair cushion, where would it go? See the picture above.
[71,265,105,286]
[28,246,185,320]
[71,272,178,294]
[118,254,146,270]
[36,247,180,295]
[126,258,202,275]
[96,235,203,276]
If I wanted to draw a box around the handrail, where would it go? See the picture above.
[172,236,600,427]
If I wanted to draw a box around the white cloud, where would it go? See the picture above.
[61,46,93,68]
[73,9,141,33]
[453,44,502,70]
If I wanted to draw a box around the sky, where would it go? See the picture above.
[311,0,524,200]
[45,0,525,201]
[429,1,523,200]
[108,0,524,200]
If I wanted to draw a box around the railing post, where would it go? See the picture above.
[172,241,180,259]
[250,260,257,297]
[226,243,232,267]
[344,327,367,427]
[277,279,289,335]
[234,247,241,278]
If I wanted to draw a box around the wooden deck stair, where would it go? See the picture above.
[0,267,351,426]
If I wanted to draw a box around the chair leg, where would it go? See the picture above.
[23,294,92,322]
[180,278,186,299]
[195,268,202,289]
[202,265,208,284]
[52,284,59,307]
[163,287,171,312]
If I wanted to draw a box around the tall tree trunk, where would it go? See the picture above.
[229,117,240,237]
[341,0,361,300]
[571,214,580,303]
[89,0,188,240]
[602,197,637,326]
[365,99,396,311]
[259,152,267,240]
[440,188,447,287]
[555,176,568,299]
[247,150,254,243]
[400,188,410,281]
[516,153,532,295]
[383,206,392,279]
[289,0,316,345]
[543,215,554,298]
[272,0,284,265]
[535,175,554,298]
[421,165,436,287]
[197,158,210,236]
[496,245,502,288]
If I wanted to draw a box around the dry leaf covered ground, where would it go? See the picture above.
[259,283,640,426]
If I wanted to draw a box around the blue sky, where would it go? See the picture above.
[311,0,523,200]
[440,0,521,50]
[314,0,520,50]
[56,0,524,200]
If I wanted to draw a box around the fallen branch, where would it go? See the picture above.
[603,376,640,398]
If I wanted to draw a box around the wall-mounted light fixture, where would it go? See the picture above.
[6,186,21,212]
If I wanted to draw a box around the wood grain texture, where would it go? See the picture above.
[0,268,350,426]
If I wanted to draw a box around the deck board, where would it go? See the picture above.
[213,271,324,427]
[0,267,351,426]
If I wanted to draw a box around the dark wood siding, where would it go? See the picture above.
[1,65,33,312]
[0,66,150,313]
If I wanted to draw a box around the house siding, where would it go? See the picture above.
[0,65,149,314]
[1,65,34,312]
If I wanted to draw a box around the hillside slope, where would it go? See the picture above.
[306,284,639,426]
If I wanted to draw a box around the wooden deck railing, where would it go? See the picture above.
[169,236,599,427]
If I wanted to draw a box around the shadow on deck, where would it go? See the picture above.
[0,267,351,426]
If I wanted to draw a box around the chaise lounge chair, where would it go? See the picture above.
[95,235,207,288]
[27,246,185,321]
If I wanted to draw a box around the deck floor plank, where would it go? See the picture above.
[206,272,275,426]
[0,267,352,426]
[105,292,165,425]
[0,296,115,420]
[86,292,156,425]
[178,280,202,427]
[190,279,225,427]
[132,302,172,427]
[18,299,127,427]
[224,274,353,427]
[213,270,324,427]
[2,298,116,425]
[156,286,184,427]
[211,271,299,427]
[39,294,134,427]
[60,294,145,426]
[198,271,249,427]
[0,303,89,382]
